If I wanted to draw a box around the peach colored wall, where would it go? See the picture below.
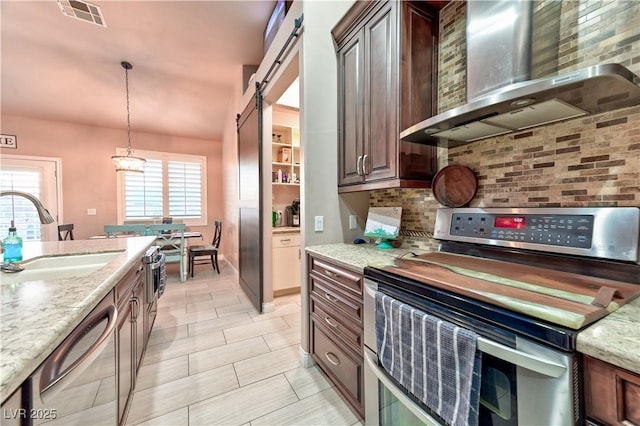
[1,114,223,246]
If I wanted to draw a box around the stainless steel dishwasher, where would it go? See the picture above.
[25,292,118,425]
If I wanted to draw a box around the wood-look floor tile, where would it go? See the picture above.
[249,302,300,322]
[153,306,219,330]
[216,301,260,318]
[188,336,269,375]
[284,366,332,400]
[36,401,116,426]
[147,325,189,347]
[262,323,301,351]
[187,312,253,337]
[223,317,290,343]
[126,364,238,425]
[131,406,188,426]
[282,312,302,328]
[186,294,240,313]
[143,329,226,365]
[250,387,358,426]
[233,344,300,386]
[188,375,298,425]
[136,355,189,390]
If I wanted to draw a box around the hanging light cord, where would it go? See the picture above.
[123,61,133,156]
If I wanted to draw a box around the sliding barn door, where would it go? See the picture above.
[237,87,263,312]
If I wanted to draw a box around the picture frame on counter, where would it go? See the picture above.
[0,134,17,149]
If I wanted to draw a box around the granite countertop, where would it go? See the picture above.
[305,243,640,374]
[576,297,640,374]
[305,242,427,274]
[0,237,156,401]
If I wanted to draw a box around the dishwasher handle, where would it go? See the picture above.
[39,303,118,404]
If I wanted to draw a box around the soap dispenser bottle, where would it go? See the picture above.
[3,220,23,263]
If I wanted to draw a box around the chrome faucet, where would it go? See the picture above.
[0,191,55,224]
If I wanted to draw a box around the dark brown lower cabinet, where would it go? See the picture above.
[583,355,640,425]
[308,254,364,420]
[116,261,145,425]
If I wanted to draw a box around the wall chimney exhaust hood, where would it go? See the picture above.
[400,0,640,148]
[400,64,640,147]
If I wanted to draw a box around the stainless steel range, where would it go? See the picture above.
[363,207,640,426]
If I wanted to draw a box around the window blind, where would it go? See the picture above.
[0,170,43,240]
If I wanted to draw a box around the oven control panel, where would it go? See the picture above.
[449,213,594,248]
[434,207,640,262]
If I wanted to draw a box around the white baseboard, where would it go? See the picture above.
[262,301,275,313]
[298,346,315,368]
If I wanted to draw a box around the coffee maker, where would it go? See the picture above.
[285,199,301,227]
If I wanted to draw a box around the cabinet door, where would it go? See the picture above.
[133,278,145,375]
[273,235,300,292]
[337,29,365,186]
[117,299,133,424]
[363,2,397,182]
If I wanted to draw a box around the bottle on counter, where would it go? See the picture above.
[277,169,282,183]
[3,221,23,263]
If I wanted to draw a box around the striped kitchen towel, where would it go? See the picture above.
[375,291,482,426]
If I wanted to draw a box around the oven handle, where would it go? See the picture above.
[477,337,566,378]
[364,350,442,426]
[365,283,566,378]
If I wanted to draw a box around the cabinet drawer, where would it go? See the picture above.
[309,257,363,297]
[115,261,143,304]
[310,276,362,324]
[272,233,300,248]
[311,294,362,353]
[311,320,363,415]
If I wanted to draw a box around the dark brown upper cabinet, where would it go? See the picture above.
[333,0,439,193]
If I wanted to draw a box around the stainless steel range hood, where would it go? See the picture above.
[400,1,640,148]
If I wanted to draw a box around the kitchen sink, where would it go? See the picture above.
[0,251,124,285]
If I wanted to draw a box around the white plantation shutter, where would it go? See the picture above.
[0,170,43,240]
[118,150,206,226]
[168,161,202,217]
[124,159,163,219]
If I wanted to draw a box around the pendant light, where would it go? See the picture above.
[112,61,146,173]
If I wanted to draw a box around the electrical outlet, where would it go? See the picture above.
[87,208,96,216]
[349,214,358,230]
[314,215,324,232]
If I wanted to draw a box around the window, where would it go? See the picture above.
[0,155,61,242]
[116,149,207,226]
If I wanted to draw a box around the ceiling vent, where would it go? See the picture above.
[56,0,106,27]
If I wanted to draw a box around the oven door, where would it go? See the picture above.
[364,280,581,426]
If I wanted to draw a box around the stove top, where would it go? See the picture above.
[365,207,640,351]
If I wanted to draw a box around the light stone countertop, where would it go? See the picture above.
[305,242,428,274]
[0,237,157,401]
[576,297,640,374]
[305,243,640,374]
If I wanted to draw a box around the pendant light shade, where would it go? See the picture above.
[112,61,146,173]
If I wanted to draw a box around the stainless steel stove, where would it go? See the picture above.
[363,207,640,426]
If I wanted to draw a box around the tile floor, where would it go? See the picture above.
[126,263,361,426]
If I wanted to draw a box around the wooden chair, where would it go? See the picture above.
[188,221,222,277]
[58,224,75,241]
[148,223,187,282]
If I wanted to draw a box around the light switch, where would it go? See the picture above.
[314,216,323,232]
[87,208,96,216]
[349,215,358,230]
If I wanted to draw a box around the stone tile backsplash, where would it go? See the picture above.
[371,0,639,251]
